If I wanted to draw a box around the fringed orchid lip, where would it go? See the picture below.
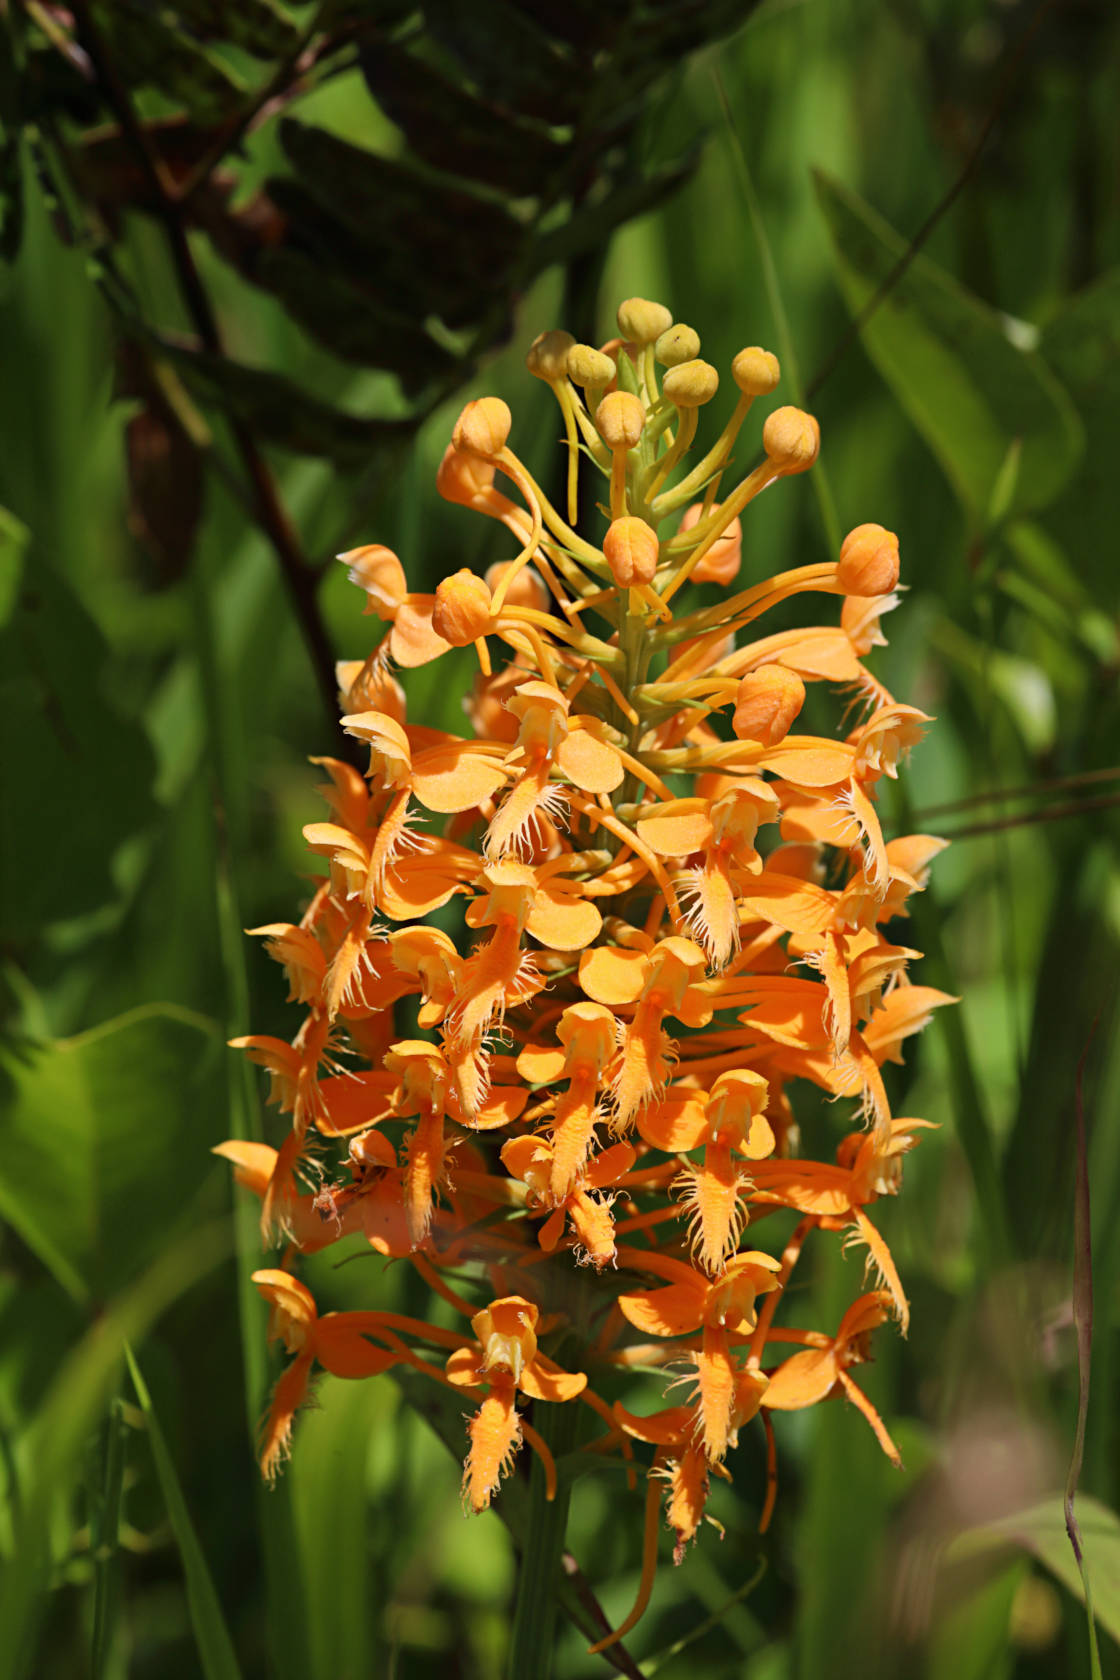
[225,291,947,1654]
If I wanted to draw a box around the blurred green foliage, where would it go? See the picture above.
[0,0,1118,1675]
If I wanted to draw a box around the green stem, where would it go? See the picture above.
[507,1397,579,1680]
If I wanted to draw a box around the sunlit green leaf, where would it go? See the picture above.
[945,1495,1120,1649]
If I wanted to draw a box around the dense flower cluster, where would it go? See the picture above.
[220,297,951,1649]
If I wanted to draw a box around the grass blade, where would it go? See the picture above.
[125,1346,244,1680]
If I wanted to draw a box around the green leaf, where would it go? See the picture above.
[148,335,416,463]
[276,117,523,325]
[162,0,301,59]
[0,555,158,940]
[1039,269,1120,569]
[814,171,1084,525]
[0,1004,224,1301]
[254,246,459,391]
[358,38,565,196]
[125,1347,243,1680]
[97,0,246,120]
[945,1495,1120,1648]
[927,1558,1025,1680]
[532,147,698,275]
[423,0,581,126]
[0,1219,231,1680]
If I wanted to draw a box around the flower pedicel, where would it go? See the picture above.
[218,297,952,1651]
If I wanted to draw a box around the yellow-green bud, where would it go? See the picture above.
[526,329,576,382]
[655,324,700,367]
[617,296,672,345]
[732,347,781,396]
[662,358,719,408]
[595,390,645,451]
[567,344,616,388]
[762,406,819,472]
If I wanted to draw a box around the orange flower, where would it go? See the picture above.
[224,292,949,1651]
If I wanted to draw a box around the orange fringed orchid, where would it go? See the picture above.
[220,295,950,1652]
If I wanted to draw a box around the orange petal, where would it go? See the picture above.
[516,1043,566,1084]
[389,597,452,668]
[762,1347,838,1410]
[411,743,507,814]
[579,945,647,1005]
[556,725,624,794]
[317,1071,397,1136]
[315,1317,399,1379]
[619,1281,706,1338]
[213,1139,276,1196]
[636,800,713,857]
[635,1090,709,1152]
[520,1357,588,1402]
[470,1084,531,1129]
[757,738,856,786]
[446,1346,485,1387]
[527,885,603,951]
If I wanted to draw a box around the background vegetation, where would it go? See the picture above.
[1,0,1118,1675]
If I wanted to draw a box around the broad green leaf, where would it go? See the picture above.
[0,1004,223,1301]
[148,334,416,464]
[945,1494,1120,1647]
[125,1347,243,1680]
[0,556,158,940]
[0,1220,230,1680]
[276,117,522,322]
[165,0,301,59]
[255,247,459,392]
[99,0,245,119]
[358,38,565,196]
[533,148,699,276]
[814,171,1083,524]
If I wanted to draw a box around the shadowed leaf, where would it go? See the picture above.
[814,170,1084,525]
[0,1005,224,1300]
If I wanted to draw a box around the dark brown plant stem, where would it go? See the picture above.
[561,1554,645,1680]
[70,0,342,736]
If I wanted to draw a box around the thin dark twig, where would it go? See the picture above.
[69,0,342,736]
[561,1553,645,1679]
[931,791,1120,843]
[914,765,1120,821]
[805,0,1060,400]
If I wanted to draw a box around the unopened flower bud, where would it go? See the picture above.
[662,359,719,408]
[596,390,645,451]
[655,324,700,367]
[679,502,742,585]
[526,329,576,382]
[436,444,496,506]
[433,569,493,645]
[617,297,672,345]
[732,347,781,395]
[837,523,900,596]
[603,516,659,587]
[567,343,616,388]
[762,406,819,472]
[338,544,407,619]
[485,560,548,612]
[733,665,806,745]
[452,397,512,459]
